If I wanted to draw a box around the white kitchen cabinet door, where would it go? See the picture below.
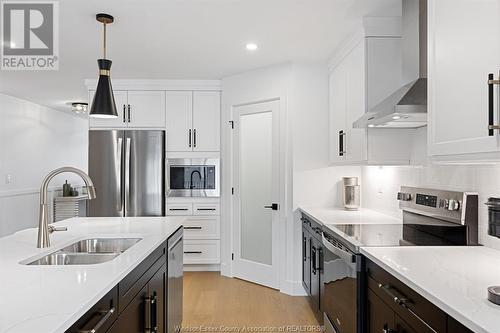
[345,40,368,163]
[329,62,347,163]
[88,90,128,128]
[166,91,193,152]
[127,91,166,128]
[192,91,221,152]
[429,0,500,157]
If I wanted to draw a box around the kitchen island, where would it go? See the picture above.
[0,217,184,333]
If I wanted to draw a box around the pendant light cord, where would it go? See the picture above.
[103,23,107,59]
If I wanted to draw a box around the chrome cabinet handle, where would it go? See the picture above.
[188,129,192,147]
[77,307,115,333]
[193,128,197,148]
[339,130,346,156]
[377,283,437,333]
[127,104,131,123]
[122,105,126,123]
[151,293,158,333]
[184,251,202,254]
[184,226,202,230]
[169,208,188,211]
[488,72,500,135]
[197,208,216,211]
[311,246,317,274]
[144,296,152,333]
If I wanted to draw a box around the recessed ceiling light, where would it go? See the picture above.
[368,124,375,128]
[392,115,401,120]
[246,43,258,51]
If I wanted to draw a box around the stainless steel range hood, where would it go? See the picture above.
[354,0,427,129]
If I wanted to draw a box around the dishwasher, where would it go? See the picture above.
[167,227,184,333]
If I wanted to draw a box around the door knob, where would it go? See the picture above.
[264,203,279,211]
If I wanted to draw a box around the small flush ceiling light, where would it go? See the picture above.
[89,13,118,119]
[392,115,401,120]
[246,43,258,51]
[368,124,375,128]
[72,102,88,114]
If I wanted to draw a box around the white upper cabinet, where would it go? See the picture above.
[166,91,221,152]
[166,91,193,152]
[193,91,221,152]
[88,90,128,128]
[89,90,165,129]
[329,30,413,165]
[428,0,500,158]
[127,91,166,128]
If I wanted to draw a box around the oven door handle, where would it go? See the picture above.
[322,234,355,264]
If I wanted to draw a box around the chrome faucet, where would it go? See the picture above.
[37,167,97,248]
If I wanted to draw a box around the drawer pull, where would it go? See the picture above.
[197,208,216,211]
[184,251,202,254]
[169,208,189,211]
[144,296,152,333]
[184,226,202,230]
[377,283,437,333]
[78,307,115,333]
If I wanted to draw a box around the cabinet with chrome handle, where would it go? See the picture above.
[339,130,346,156]
[488,72,500,136]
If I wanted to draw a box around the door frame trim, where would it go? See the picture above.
[229,98,287,290]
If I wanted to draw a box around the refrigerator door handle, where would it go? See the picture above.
[116,137,123,214]
[124,137,131,217]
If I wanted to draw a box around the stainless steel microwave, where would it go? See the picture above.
[166,158,220,197]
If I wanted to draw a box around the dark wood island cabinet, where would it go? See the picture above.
[66,226,183,333]
[366,259,473,333]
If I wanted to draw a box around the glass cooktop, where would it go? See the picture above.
[326,224,404,249]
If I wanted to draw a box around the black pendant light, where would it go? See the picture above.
[89,13,118,118]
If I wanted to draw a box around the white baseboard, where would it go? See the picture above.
[183,264,220,272]
[280,280,308,296]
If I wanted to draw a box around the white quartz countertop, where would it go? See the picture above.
[361,246,500,333]
[0,217,184,333]
[299,206,402,226]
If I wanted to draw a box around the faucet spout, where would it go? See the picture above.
[37,167,96,248]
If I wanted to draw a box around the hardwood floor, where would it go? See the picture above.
[183,272,320,332]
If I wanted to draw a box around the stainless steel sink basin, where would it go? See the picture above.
[25,237,142,265]
[59,238,142,254]
[28,253,120,265]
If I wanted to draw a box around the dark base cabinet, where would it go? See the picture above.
[66,227,183,333]
[366,259,473,333]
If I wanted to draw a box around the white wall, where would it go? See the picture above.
[0,93,88,237]
[362,162,500,251]
[221,62,360,295]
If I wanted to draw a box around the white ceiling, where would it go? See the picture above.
[0,0,401,112]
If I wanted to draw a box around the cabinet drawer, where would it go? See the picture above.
[183,216,220,240]
[167,203,193,216]
[193,203,220,216]
[367,260,446,333]
[65,286,118,333]
[118,241,166,313]
[183,240,220,264]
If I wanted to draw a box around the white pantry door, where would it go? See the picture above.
[232,100,280,289]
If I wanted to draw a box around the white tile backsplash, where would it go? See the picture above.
[362,165,500,250]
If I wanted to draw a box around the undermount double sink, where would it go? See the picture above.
[27,238,142,265]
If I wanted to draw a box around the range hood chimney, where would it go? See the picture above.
[354,0,427,128]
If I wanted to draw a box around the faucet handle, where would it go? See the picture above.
[48,225,68,233]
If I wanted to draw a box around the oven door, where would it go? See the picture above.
[167,158,220,197]
[321,234,357,333]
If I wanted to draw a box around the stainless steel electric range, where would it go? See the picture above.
[320,187,479,333]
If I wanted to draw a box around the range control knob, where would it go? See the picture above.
[397,192,412,201]
[447,199,460,211]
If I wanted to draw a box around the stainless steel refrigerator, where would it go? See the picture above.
[88,130,165,217]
